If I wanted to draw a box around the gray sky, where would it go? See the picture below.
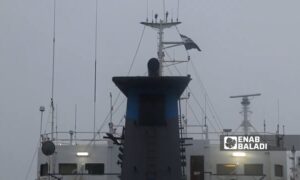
[1,0,300,179]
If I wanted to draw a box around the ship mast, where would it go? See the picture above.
[141,14,181,76]
[230,93,261,135]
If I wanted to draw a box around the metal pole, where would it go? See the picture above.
[204,95,208,140]
[39,106,45,144]
[291,146,296,180]
[75,104,77,144]
[93,0,98,145]
[110,92,113,124]
[50,0,57,142]
[263,119,266,134]
[162,0,166,22]
[48,156,51,180]
[243,102,248,135]
[158,22,164,76]
[40,113,42,141]
[49,0,56,179]
[51,100,54,140]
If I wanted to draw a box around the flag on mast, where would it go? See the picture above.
[180,34,201,51]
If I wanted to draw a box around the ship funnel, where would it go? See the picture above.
[113,68,191,180]
[147,58,160,77]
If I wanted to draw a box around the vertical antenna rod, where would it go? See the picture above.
[110,92,113,123]
[204,94,208,140]
[291,146,296,180]
[162,0,166,22]
[49,1,56,179]
[177,0,180,21]
[55,104,58,140]
[158,25,164,75]
[75,104,77,144]
[39,106,45,145]
[51,0,56,141]
[277,99,280,134]
[93,0,98,143]
[146,0,149,21]
[263,119,266,133]
[108,92,114,135]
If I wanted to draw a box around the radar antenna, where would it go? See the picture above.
[230,93,261,135]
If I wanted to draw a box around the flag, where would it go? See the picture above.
[180,34,201,51]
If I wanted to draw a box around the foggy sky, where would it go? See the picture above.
[1,0,300,179]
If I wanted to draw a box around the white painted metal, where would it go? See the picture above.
[37,138,288,180]
[37,143,121,180]
[185,140,287,180]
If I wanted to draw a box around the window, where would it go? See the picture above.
[275,164,283,177]
[244,164,263,176]
[59,163,77,175]
[85,163,105,175]
[139,95,165,126]
[216,164,237,175]
[40,163,48,176]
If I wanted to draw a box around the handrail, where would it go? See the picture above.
[40,131,118,145]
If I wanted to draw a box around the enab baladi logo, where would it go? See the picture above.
[221,135,268,151]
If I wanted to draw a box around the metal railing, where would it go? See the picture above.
[40,131,118,145]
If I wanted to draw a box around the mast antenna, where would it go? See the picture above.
[277,99,280,134]
[110,92,113,123]
[263,119,266,133]
[39,106,45,144]
[177,0,180,21]
[109,92,114,134]
[55,104,58,140]
[146,0,149,21]
[163,0,166,22]
[75,104,77,144]
[48,1,57,178]
[93,0,99,143]
[204,94,208,140]
[50,0,57,141]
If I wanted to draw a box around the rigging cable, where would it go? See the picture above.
[127,26,146,75]
[187,101,218,133]
[24,142,39,180]
[87,97,126,145]
[188,87,222,132]
[187,68,223,131]
[98,97,126,134]
[190,59,224,129]
[173,26,224,130]
[171,62,222,132]
[95,26,146,138]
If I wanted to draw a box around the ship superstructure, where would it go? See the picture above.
[36,3,289,180]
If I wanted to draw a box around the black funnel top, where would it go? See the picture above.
[147,58,160,76]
